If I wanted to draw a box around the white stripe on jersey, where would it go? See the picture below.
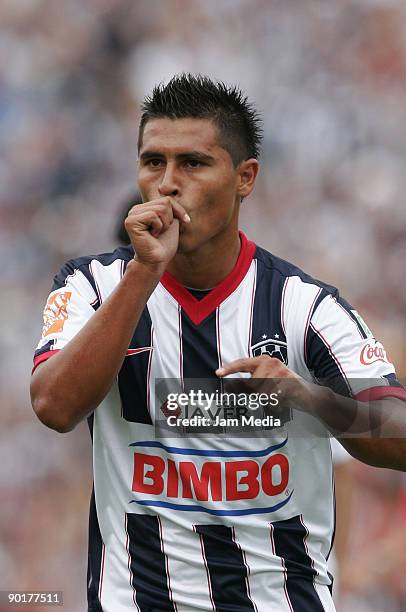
[280,277,288,337]
[98,543,105,603]
[281,276,324,379]
[247,259,257,357]
[231,527,258,612]
[232,525,292,612]
[159,521,215,611]
[146,326,154,417]
[314,583,336,612]
[35,270,97,354]
[217,259,257,370]
[269,523,294,612]
[100,519,140,612]
[157,516,178,611]
[89,258,123,303]
[148,283,183,382]
[310,293,397,394]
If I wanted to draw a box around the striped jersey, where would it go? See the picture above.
[33,232,406,612]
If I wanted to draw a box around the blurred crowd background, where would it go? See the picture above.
[1,0,406,609]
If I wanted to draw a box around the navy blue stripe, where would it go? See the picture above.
[126,514,175,611]
[326,465,336,563]
[251,255,287,363]
[119,308,153,424]
[87,487,103,612]
[52,259,100,310]
[131,491,293,516]
[337,297,368,339]
[129,436,288,457]
[312,289,329,314]
[33,339,55,359]
[250,256,291,426]
[180,308,221,423]
[52,247,134,309]
[195,525,256,611]
[84,264,101,311]
[272,515,325,611]
[255,246,339,298]
[306,325,351,396]
[181,309,219,379]
[383,373,406,389]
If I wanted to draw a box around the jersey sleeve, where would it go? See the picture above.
[305,292,406,402]
[33,260,99,372]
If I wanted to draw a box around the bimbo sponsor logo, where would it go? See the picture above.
[128,438,292,516]
[360,341,391,366]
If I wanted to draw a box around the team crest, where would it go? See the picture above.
[251,337,288,365]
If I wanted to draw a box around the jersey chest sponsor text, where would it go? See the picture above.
[132,450,289,503]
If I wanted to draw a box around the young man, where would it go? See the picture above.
[31,75,406,612]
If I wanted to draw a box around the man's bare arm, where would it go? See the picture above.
[30,260,161,432]
[31,197,190,433]
[311,388,406,471]
[217,356,406,471]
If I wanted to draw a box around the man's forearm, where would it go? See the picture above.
[309,385,406,470]
[30,259,162,433]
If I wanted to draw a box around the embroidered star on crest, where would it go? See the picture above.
[262,334,267,339]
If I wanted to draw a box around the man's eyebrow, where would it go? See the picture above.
[139,150,215,162]
[176,151,215,162]
[139,151,165,162]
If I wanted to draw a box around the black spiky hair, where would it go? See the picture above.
[138,74,263,165]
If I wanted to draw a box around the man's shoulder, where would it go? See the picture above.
[53,245,134,289]
[64,244,134,271]
[254,243,339,298]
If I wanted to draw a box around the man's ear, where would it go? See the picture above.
[237,159,260,198]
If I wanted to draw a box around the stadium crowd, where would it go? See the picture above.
[1,0,406,609]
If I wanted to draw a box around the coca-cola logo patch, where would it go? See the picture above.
[360,341,391,366]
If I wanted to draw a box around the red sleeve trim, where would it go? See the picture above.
[354,385,406,402]
[32,349,61,374]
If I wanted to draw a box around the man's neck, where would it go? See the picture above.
[166,230,241,289]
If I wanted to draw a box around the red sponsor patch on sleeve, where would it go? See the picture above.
[360,341,391,366]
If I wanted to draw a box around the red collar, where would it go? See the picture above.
[160,231,256,325]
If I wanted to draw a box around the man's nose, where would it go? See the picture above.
[158,164,179,197]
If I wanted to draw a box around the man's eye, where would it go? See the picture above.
[185,160,202,168]
[147,159,163,167]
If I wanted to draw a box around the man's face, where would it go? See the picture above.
[137,118,244,253]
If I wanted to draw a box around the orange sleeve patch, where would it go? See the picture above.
[42,291,72,337]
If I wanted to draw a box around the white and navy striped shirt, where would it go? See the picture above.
[34,232,406,612]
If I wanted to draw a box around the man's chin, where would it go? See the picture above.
[176,238,193,255]
[176,233,200,255]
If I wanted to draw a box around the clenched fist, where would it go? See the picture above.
[125,197,190,273]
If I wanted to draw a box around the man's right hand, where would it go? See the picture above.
[125,197,190,273]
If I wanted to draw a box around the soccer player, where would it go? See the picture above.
[31,74,406,612]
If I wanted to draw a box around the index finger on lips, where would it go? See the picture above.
[167,198,191,223]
